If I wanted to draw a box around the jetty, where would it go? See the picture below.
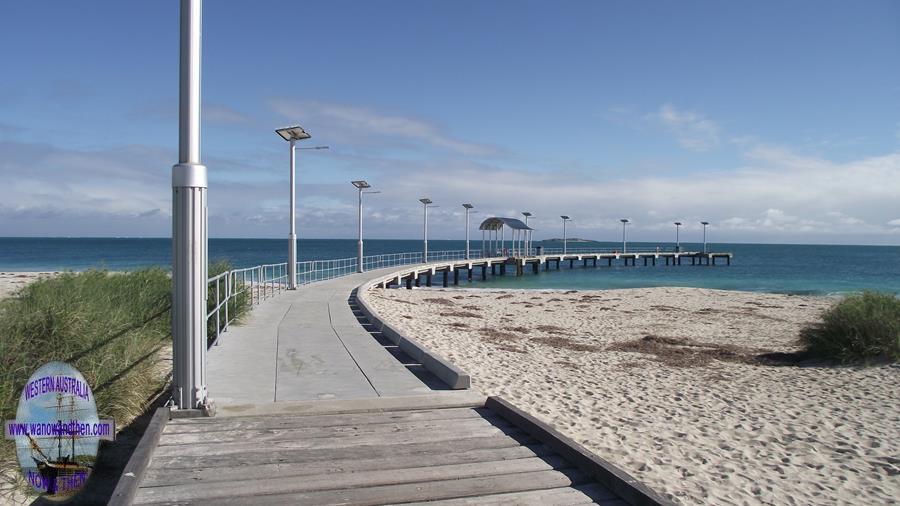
[373,250,732,289]
[112,265,674,505]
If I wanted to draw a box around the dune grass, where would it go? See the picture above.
[801,291,900,363]
[0,264,251,500]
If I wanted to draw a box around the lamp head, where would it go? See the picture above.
[351,180,370,189]
[620,218,630,224]
[462,203,474,209]
[674,221,682,226]
[701,221,710,226]
[275,125,311,141]
[419,198,433,205]
[522,212,532,217]
[560,215,570,220]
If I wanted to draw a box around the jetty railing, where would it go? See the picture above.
[206,249,483,343]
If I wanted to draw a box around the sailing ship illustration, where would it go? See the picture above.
[25,392,93,496]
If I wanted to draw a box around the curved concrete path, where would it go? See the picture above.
[207,267,433,405]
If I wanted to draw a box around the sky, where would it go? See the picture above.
[1,1,899,245]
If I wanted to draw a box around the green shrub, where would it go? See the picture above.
[801,291,900,363]
[0,269,171,499]
[0,264,253,499]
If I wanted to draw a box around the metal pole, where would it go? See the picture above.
[172,0,208,412]
[676,224,680,252]
[622,222,627,253]
[357,187,363,272]
[465,207,470,260]
[423,203,428,261]
[703,224,708,253]
[563,219,567,254]
[288,139,297,288]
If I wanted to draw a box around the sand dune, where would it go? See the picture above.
[0,272,57,299]
[367,287,900,505]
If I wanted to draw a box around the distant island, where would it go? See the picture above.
[542,238,598,243]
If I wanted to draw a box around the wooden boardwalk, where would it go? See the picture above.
[126,393,667,505]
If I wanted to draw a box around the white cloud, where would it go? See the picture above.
[888,218,900,227]
[654,104,720,152]
[269,99,499,157]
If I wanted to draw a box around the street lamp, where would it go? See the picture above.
[674,222,682,252]
[171,0,209,411]
[560,216,570,254]
[420,198,433,261]
[522,212,532,255]
[463,204,474,259]
[275,125,311,290]
[700,221,710,253]
[352,181,380,273]
[620,218,630,253]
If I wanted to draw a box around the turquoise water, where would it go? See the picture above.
[0,238,897,295]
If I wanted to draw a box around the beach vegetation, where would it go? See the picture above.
[0,264,251,499]
[800,291,900,363]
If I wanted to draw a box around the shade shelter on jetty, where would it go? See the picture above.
[480,217,534,257]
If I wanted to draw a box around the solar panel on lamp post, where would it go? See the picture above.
[275,125,311,290]
[420,199,433,261]
[674,222,682,252]
[560,216,570,254]
[171,0,209,412]
[620,219,630,253]
[463,204,474,259]
[701,221,710,254]
[352,181,379,272]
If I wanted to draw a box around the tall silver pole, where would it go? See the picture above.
[524,215,529,255]
[288,139,297,289]
[172,0,208,411]
[563,220,567,254]
[703,224,708,253]
[423,203,428,261]
[622,222,627,253]
[357,187,363,272]
[465,207,470,260]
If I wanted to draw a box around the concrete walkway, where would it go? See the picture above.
[207,268,432,405]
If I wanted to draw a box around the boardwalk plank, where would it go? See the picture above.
[164,407,488,434]
[397,483,619,505]
[136,468,590,505]
[159,413,508,445]
[153,417,515,457]
[141,444,555,487]
[147,430,534,470]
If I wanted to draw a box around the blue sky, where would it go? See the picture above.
[1,1,899,244]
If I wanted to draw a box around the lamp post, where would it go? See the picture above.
[701,221,710,253]
[522,212,532,255]
[275,125,313,290]
[352,181,379,272]
[420,198,433,261]
[674,222,682,252]
[560,215,570,254]
[620,218,630,253]
[171,0,209,411]
[463,204,474,259]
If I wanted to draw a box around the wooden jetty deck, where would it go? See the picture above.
[374,251,733,288]
[123,393,669,505]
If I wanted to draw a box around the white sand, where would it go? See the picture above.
[366,287,900,505]
[0,272,58,299]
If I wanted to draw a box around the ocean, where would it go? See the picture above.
[0,238,897,296]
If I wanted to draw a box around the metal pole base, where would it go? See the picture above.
[172,162,210,411]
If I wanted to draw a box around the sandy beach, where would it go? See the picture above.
[0,272,57,299]
[366,286,900,505]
